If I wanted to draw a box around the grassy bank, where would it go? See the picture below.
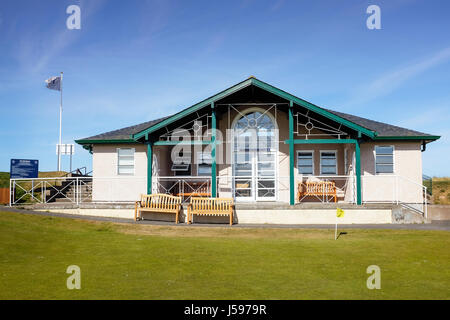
[0,211,448,300]
[432,177,450,204]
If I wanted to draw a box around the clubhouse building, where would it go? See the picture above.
[74,77,439,223]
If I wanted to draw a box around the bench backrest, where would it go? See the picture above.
[304,181,336,193]
[140,193,181,210]
[190,197,234,212]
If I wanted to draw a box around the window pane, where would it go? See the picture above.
[118,148,134,156]
[376,164,393,173]
[376,155,393,164]
[118,165,133,175]
[321,159,336,166]
[299,152,313,157]
[118,157,134,166]
[118,148,134,175]
[198,164,211,176]
[298,152,314,175]
[375,146,393,154]
[321,152,336,158]
[299,166,313,174]
[320,152,336,174]
[322,166,336,174]
[375,146,394,173]
[298,159,312,166]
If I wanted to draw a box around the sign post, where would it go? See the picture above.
[335,208,345,240]
[56,144,75,173]
[10,159,39,205]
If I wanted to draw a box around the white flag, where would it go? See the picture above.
[45,76,61,91]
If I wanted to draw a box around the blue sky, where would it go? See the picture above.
[0,0,449,176]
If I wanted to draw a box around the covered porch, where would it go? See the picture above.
[138,78,365,206]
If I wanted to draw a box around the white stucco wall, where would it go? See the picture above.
[360,142,423,204]
[92,144,147,202]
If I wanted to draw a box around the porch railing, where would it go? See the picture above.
[9,174,428,217]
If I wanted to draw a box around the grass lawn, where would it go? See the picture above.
[0,211,449,300]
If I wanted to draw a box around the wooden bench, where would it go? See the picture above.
[187,197,234,225]
[297,181,337,203]
[134,194,182,222]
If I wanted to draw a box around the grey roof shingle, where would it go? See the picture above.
[77,107,435,143]
[76,116,169,141]
[325,109,434,137]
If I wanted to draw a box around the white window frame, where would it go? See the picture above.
[296,150,314,176]
[374,145,395,175]
[196,151,212,176]
[320,150,338,175]
[117,147,135,176]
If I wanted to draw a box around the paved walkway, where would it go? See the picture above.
[1,206,449,231]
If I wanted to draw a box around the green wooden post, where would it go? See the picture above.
[355,139,362,205]
[211,103,217,197]
[289,101,295,205]
[147,141,152,194]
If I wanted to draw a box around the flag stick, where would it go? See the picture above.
[335,214,337,240]
[57,72,63,172]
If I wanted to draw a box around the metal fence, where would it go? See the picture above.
[9,174,428,217]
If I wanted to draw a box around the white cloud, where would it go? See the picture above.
[347,47,450,106]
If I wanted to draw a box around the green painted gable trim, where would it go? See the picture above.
[250,78,376,139]
[132,77,377,141]
[132,78,254,140]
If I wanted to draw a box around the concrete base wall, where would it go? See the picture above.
[38,207,392,224]
[428,205,450,221]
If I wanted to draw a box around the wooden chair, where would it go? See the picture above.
[134,193,182,222]
[187,197,234,225]
[297,181,337,203]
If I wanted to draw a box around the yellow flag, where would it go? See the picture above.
[336,208,345,218]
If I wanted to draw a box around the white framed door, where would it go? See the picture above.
[232,109,277,202]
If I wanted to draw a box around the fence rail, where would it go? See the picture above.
[9,174,428,217]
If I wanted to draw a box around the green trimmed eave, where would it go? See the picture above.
[372,135,441,142]
[75,138,137,154]
[132,77,378,141]
[75,138,136,144]
[81,144,93,154]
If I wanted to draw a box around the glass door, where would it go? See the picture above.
[233,111,277,202]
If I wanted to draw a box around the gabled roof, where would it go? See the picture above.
[75,116,169,144]
[131,77,377,140]
[75,77,440,145]
[326,110,439,140]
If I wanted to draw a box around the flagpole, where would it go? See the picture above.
[58,72,63,172]
[335,214,337,240]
